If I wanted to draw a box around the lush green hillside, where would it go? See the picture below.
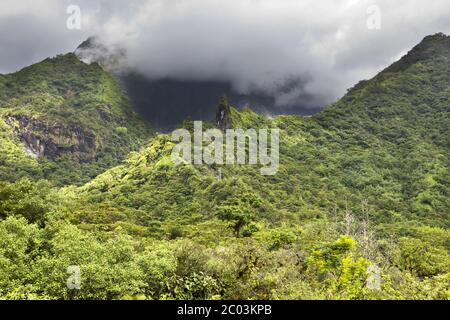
[0,53,152,185]
[73,34,449,226]
[0,34,448,300]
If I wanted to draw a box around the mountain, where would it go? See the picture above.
[75,38,320,130]
[0,53,153,185]
[76,33,449,227]
[0,34,448,300]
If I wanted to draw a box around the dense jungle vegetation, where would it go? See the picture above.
[0,33,448,300]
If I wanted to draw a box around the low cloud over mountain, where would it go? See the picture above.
[1,0,450,120]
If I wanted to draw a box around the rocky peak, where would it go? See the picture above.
[216,95,233,131]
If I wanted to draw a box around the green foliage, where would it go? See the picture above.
[396,237,449,277]
[115,126,128,135]
[0,54,153,186]
[0,34,449,300]
[306,236,371,299]
[0,179,59,224]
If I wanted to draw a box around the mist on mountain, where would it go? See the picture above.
[75,37,321,130]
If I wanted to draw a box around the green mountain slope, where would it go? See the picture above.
[0,34,448,300]
[0,53,152,185]
[76,34,449,228]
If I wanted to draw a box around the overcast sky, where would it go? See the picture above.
[1,0,449,108]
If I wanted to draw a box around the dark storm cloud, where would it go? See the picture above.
[1,0,449,108]
[0,1,91,73]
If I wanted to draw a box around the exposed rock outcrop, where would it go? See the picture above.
[5,115,100,162]
[216,95,233,131]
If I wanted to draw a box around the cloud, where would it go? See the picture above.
[1,0,449,109]
[0,0,92,73]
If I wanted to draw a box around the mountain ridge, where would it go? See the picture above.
[0,33,448,300]
[70,33,449,228]
[0,53,153,185]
